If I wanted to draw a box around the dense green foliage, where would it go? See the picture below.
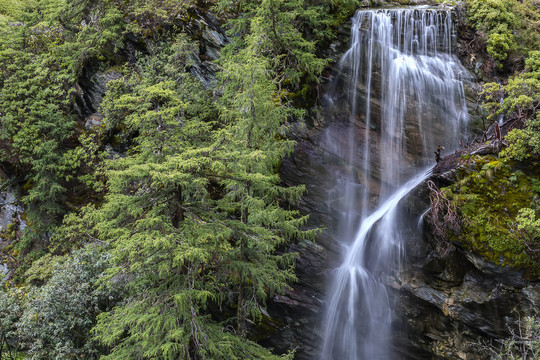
[482,51,540,160]
[1,247,117,359]
[0,24,75,242]
[0,0,356,358]
[86,35,314,358]
[466,0,540,67]
[0,0,127,251]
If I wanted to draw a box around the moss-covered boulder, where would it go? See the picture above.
[437,154,540,278]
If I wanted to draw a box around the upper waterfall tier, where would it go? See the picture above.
[326,8,469,202]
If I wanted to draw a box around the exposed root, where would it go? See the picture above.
[426,180,462,256]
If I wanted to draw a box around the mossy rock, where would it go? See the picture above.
[444,155,540,278]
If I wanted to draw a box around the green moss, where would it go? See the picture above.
[445,155,540,277]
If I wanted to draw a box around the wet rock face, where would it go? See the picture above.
[260,109,345,358]
[265,127,338,359]
[189,11,228,88]
[261,240,329,357]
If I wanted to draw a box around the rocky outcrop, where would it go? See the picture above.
[75,68,122,129]
[268,116,539,358]
[393,220,539,359]
[261,112,347,358]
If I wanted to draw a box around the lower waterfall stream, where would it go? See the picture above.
[320,7,470,359]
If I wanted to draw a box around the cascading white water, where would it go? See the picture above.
[321,8,469,359]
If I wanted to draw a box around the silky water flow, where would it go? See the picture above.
[320,8,469,359]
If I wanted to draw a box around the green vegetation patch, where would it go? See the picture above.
[443,155,540,277]
[466,0,540,69]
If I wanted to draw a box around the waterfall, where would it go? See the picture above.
[320,7,469,359]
